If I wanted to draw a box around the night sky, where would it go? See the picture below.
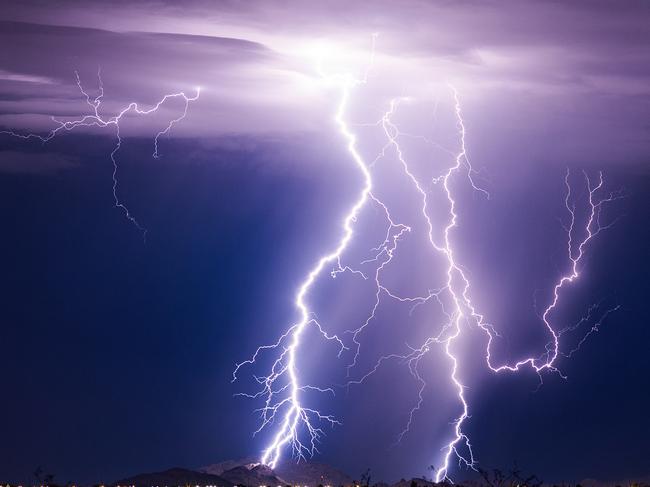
[1,1,649,485]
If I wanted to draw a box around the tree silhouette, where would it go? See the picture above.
[361,469,372,487]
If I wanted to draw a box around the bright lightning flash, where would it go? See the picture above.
[232,37,391,468]
[232,45,622,480]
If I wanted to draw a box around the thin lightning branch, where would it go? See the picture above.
[482,169,622,376]
[563,304,621,358]
[341,196,412,376]
[1,69,200,237]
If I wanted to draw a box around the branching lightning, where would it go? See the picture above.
[372,90,621,482]
[232,36,439,470]
[387,91,621,481]
[346,88,489,482]
[0,35,624,485]
[477,169,623,377]
[233,36,621,479]
[0,69,200,236]
[233,53,383,468]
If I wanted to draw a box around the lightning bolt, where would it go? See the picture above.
[234,44,621,479]
[426,89,620,481]
[428,86,491,482]
[0,68,200,237]
[356,89,485,482]
[232,46,385,467]
[340,88,621,483]
[433,91,622,480]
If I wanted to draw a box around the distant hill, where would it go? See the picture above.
[390,478,437,487]
[274,461,353,486]
[202,459,354,487]
[218,464,286,486]
[113,467,234,487]
[201,458,259,477]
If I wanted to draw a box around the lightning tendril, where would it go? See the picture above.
[1,68,200,237]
